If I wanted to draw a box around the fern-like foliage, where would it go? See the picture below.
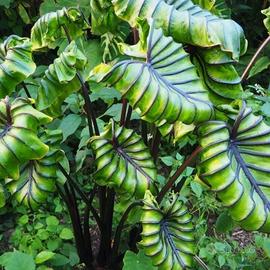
[31,7,89,51]
[90,121,157,199]
[141,191,195,269]
[36,41,87,117]
[197,102,270,232]
[7,130,64,209]
[0,35,36,97]
[0,97,51,180]
[92,24,214,125]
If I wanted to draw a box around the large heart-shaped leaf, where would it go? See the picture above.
[90,121,157,199]
[112,0,247,60]
[140,191,195,269]
[31,7,89,51]
[197,102,270,232]
[93,24,214,125]
[7,130,64,209]
[0,97,51,180]
[0,35,36,97]
[36,41,87,117]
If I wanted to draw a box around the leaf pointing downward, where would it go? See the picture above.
[93,24,214,125]
[90,121,157,199]
[197,102,270,232]
[0,98,51,180]
[0,35,36,97]
[140,191,195,269]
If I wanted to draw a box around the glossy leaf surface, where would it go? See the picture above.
[90,122,157,199]
[7,130,64,209]
[31,7,88,51]
[197,103,270,232]
[193,48,243,103]
[36,41,87,117]
[0,35,36,97]
[93,25,214,125]
[141,191,195,269]
[112,0,247,60]
[0,98,51,180]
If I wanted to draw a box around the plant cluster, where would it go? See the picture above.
[0,0,270,270]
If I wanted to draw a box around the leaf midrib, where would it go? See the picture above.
[115,146,153,184]
[230,143,270,211]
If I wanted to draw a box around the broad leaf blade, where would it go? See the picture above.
[197,102,270,232]
[0,98,51,180]
[90,122,157,199]
[193,48,243,103]
[141,191,195,269]
[36,41,87,117]
[93,24,214,125]
[0,35,36,97]
[31,7,89,51]
[7,130,64,209]
[112,0,247,60]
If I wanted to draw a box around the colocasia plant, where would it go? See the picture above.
[1,0,270,269]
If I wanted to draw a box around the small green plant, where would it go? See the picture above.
[0,0,270,269]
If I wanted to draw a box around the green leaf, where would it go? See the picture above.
[193,0,231,18]
[47,239,61,251]
[18,4,31,24]
[215,212,234,233]
[101,25,129,62]
[262,7,270,33]
[193,48,243,104]
[18,215,29,225]
[49,254,69,266]
[46,216,59,226]
[0,35,36,97]
[90,121,157,199]
[160,156,175,167]
[141,191,195,270]
[261,102,270,117]
[90,0,125,35]
[36,41,87,117]
[0,0,13,8]
[7,130,64,209]
[40,0,91,18]
[59,114,82,141]
[123,250,157,270]
[197,102,270,232]
[35,251,55,264]
[248,56,270,78]
[31,7,89,51]
[263,238,270,258]
[0,183,5,208]
[93,23,214,125]
[0,98,51,180]
[0,251,35,270]
[112,0,247,60]
[218,255,226,267]
[190,182,203,198]
[60,228,74,240]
